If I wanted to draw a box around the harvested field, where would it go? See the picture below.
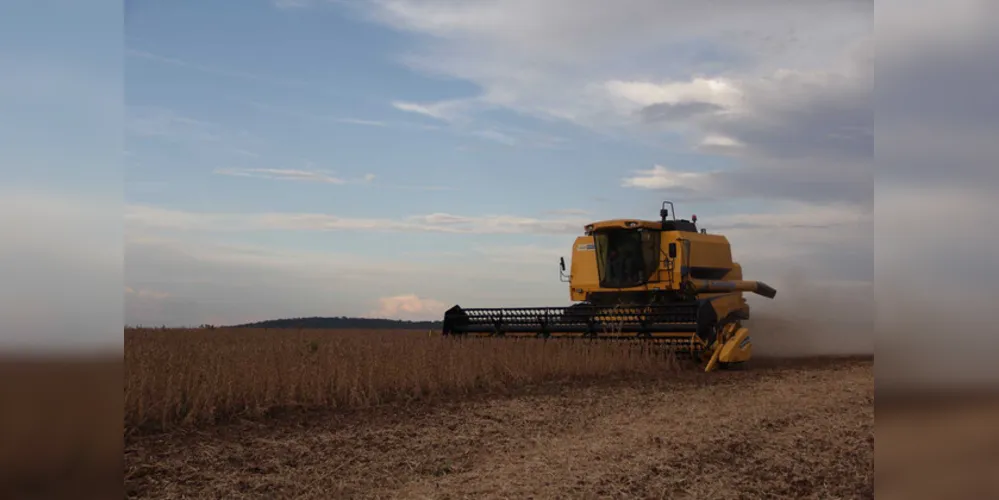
[123,328,875,499]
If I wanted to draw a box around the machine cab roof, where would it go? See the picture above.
[583,201,700,234]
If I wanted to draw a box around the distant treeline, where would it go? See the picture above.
[233,316,443,330]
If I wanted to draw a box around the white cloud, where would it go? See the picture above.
[126,205,591,235]
[603,77,743,112]
[211,165,446,191]
[364,0,867,67]
[246,100,438,131]
[359,0,873,214]
[336,117,387,127]
[370,294,448,320]
[621,164,711,191]
[358,0,869,128]
[698,134,744,149]
[213,166,387,186]
[214,167,347,184]
[391,99,475,122]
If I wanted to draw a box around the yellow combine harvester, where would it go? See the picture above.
[441,201,777,372]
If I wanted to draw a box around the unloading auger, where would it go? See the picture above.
[441,201,777,372]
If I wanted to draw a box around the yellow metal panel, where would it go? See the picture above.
[718,327,752,363]
[569,236,599,301]
[683,232,733,269]
[726,262,743,280]
[708,293,748,320]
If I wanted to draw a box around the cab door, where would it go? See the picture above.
[568,236,598,301]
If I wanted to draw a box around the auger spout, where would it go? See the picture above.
[689,279,777,299]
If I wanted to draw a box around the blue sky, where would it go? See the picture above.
[1,0,881,338]
[118,0,876,326]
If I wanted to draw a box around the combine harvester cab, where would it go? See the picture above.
[441,201,777,372]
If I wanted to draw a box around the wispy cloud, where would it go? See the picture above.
[544,208,591,216]
[245,100,431,130]
[621,164,710,191]
[213,167,348,184]
[125,205,590,235]
[469,129,517,146]
[212,168,450,191]
[126,48,317,89]
[604,78,743,112]
[336,117,387,127]
[245,99,555,149]
[126,106,226,143]
[388,101,569,148]
[697,134,745,151]
[390,99,476,122]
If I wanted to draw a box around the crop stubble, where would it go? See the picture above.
[121,328,874,499]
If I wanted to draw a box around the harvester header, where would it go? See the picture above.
[441,201,777,371]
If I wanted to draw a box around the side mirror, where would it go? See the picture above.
[668,243,677,259]
[559,257,566,271]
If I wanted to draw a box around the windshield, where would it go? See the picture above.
[593,229,660,288]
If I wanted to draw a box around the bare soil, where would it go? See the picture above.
[124,356,873,499]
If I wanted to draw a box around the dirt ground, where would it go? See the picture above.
[125,356,873,499]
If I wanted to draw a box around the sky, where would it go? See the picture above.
[119,0,875,327]
[4,1,998,382]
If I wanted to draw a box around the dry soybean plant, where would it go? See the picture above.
[124,328,684,432]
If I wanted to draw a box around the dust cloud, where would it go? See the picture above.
[745,268,874,358]
[874,276,999,393]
